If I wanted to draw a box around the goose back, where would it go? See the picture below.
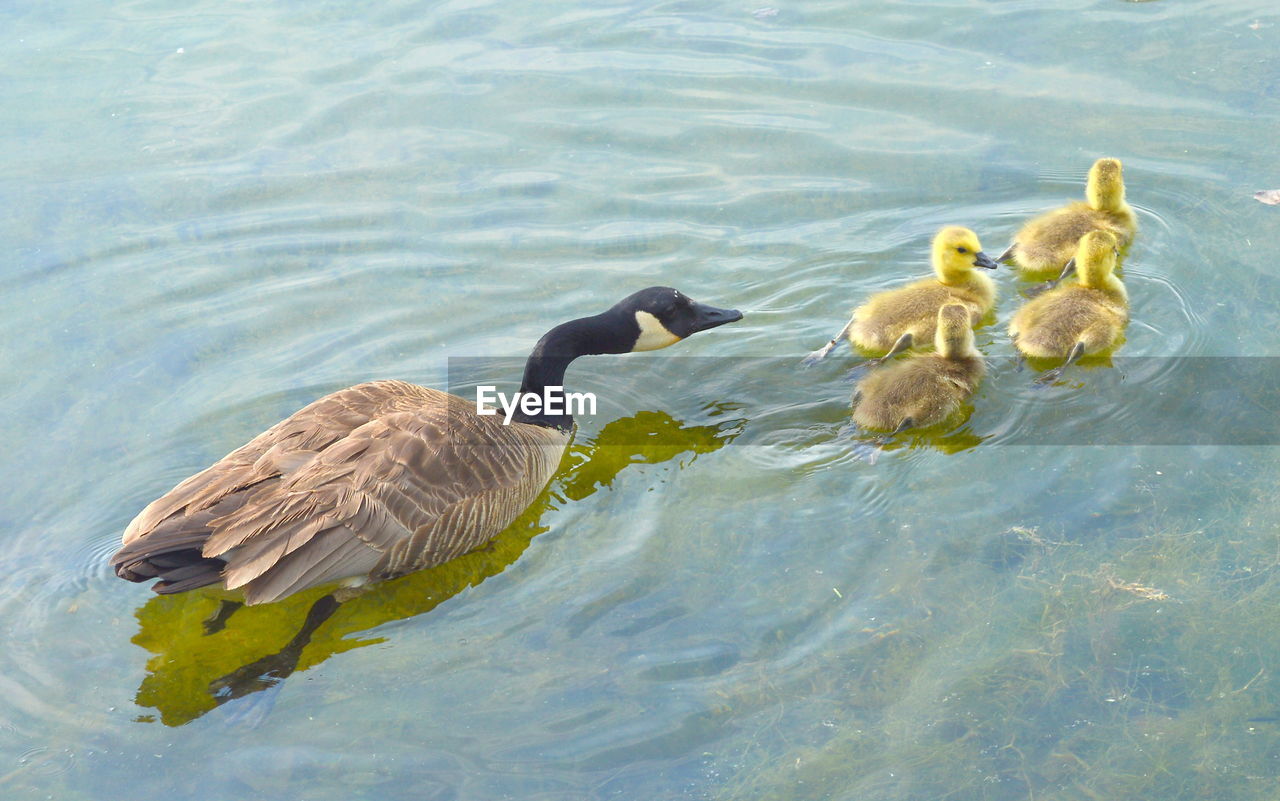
[113,380,569,604]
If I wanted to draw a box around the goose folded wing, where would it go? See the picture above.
[119,382,417,545]
[205,409,562,604]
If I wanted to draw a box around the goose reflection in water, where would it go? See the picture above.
[125,408,744,726]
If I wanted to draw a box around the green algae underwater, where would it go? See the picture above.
[709,452,1280,801]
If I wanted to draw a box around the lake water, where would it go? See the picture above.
[4,0,1280,798]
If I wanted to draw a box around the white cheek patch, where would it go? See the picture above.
[632,311,682,351]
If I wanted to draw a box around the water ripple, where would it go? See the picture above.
[3,0,1276,798]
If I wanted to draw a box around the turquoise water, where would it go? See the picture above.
[4,0,1280,797]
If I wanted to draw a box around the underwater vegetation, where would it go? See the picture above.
[709,455,1280,800]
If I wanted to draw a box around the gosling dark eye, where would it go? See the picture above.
[956,246,968,254]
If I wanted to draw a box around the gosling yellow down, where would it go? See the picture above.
[803,227,998,366]
[851,303,986,433]
[999,158,1137,279]
[1009,230,1129,384]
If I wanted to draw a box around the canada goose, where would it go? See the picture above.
[999,158,1137,280]
[851,303,985,433]
[1009,230,1128,384]
[129,409,743,723]
[802,226,998,366]
[112,287,742,605]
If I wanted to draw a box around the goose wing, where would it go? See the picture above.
[120,381,421,546]
[113,380,568,604]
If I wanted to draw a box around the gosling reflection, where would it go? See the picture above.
[127,408,743,726]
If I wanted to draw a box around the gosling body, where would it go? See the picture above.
[852,303,985,433]
[804,227,998,365]
[1001,158,1137,278]
[112,287,741,605]
[1009,231,1128,381]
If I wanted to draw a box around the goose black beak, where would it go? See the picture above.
[688,302,744,334]
[974,251,999,270]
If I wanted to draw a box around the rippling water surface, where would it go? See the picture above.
[4,0,1280,798]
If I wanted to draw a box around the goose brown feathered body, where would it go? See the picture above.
[114,381,568,605]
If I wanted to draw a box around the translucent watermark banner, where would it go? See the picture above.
[445,356,1280,446]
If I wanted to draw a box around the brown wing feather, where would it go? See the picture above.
[121,381,423,545]
[113,380,568,604]
[238,525,383,605]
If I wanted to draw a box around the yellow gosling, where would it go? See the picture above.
[999,158,1138,279]
[851,303,986,433]
[1009,230,1129,384]
[803,226,998,366]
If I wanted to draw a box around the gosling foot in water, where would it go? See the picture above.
[862,331,914,370]
[1022,258,1077,299]
[802,340,838,367]
[1034,341,1086,385]
[801,316,856,367]
[843,333,915,382]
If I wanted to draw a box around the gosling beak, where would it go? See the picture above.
[974,251,999,270]
[687,301,744,334]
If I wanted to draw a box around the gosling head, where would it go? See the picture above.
[1073,230,1119,288]
[1086,158,1127,213]
[934,302,978,359]
[931,226,999,283]
[610,286,744,352]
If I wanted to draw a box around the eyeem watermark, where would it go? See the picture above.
[454,356,1280,445]
[476,386,598,424]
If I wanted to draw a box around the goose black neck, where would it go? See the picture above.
[513,310,634,430]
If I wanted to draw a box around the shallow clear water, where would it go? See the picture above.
[4,0,1280,798]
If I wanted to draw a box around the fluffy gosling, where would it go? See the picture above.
[999,158,1137,281]
[851,303,986,434]
[1009,230,1129,384]
[803,226,998,366]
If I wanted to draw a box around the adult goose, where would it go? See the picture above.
[112,287,741,605]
